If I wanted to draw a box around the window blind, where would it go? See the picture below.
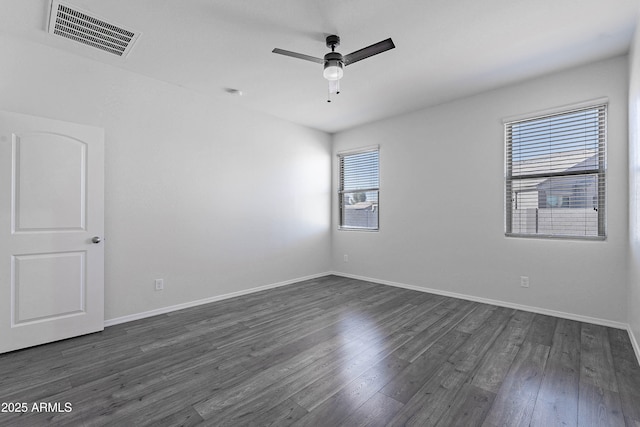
[505,104,606,238]
[338,147,379,230]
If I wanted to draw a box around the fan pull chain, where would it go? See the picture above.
[327,79,340,102]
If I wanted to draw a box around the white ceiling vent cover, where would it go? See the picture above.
[48,1,140,57]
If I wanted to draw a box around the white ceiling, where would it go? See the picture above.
[1,0,639,133]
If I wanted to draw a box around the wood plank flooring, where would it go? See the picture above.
[1,275,639,426]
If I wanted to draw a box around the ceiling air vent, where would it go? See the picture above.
[48,1,140,57]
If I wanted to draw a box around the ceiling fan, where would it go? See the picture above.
[272,35,395,102]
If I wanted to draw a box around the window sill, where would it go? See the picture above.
[505,233,606,241]
[338,227,379,232]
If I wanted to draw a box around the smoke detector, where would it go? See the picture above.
[48,1,141,57]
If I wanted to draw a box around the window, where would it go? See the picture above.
[338,147,379,230]
[505,104,606,239]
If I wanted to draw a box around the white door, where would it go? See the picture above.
[0,111,104,354]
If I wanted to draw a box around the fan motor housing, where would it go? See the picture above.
[324,51,343,63]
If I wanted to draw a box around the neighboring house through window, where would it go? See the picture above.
[505,103,606,238]
[338,146,379,230]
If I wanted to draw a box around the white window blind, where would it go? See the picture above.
[338,147,379,230]
[505,104,606,238]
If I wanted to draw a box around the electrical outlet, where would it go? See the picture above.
[155,278,164,291]
[520,276,529,288]
[344,254,348,263]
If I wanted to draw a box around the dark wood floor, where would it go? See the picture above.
[1,275,639,426]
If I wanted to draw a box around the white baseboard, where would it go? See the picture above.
[103,272,331,327]
[629,325,640,365]
[330,271,630,331]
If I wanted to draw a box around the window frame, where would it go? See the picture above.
[504,102,607,240]
[337,146,380,231]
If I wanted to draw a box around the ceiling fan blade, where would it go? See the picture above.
[272,48,324,64]
[343,38,395,66]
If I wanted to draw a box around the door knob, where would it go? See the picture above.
[92,236,102,244]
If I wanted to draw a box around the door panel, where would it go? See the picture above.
[13,251,85,324]
[13,133,87,231]
[0,111,104,354]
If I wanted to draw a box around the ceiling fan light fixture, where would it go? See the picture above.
[323,52,344,81]
[324,60,344,80]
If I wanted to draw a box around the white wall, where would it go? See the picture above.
[0,36,332,321]
[332,56,629,325]
[629,19,640,352]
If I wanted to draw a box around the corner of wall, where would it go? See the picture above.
[627,11,640,364]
